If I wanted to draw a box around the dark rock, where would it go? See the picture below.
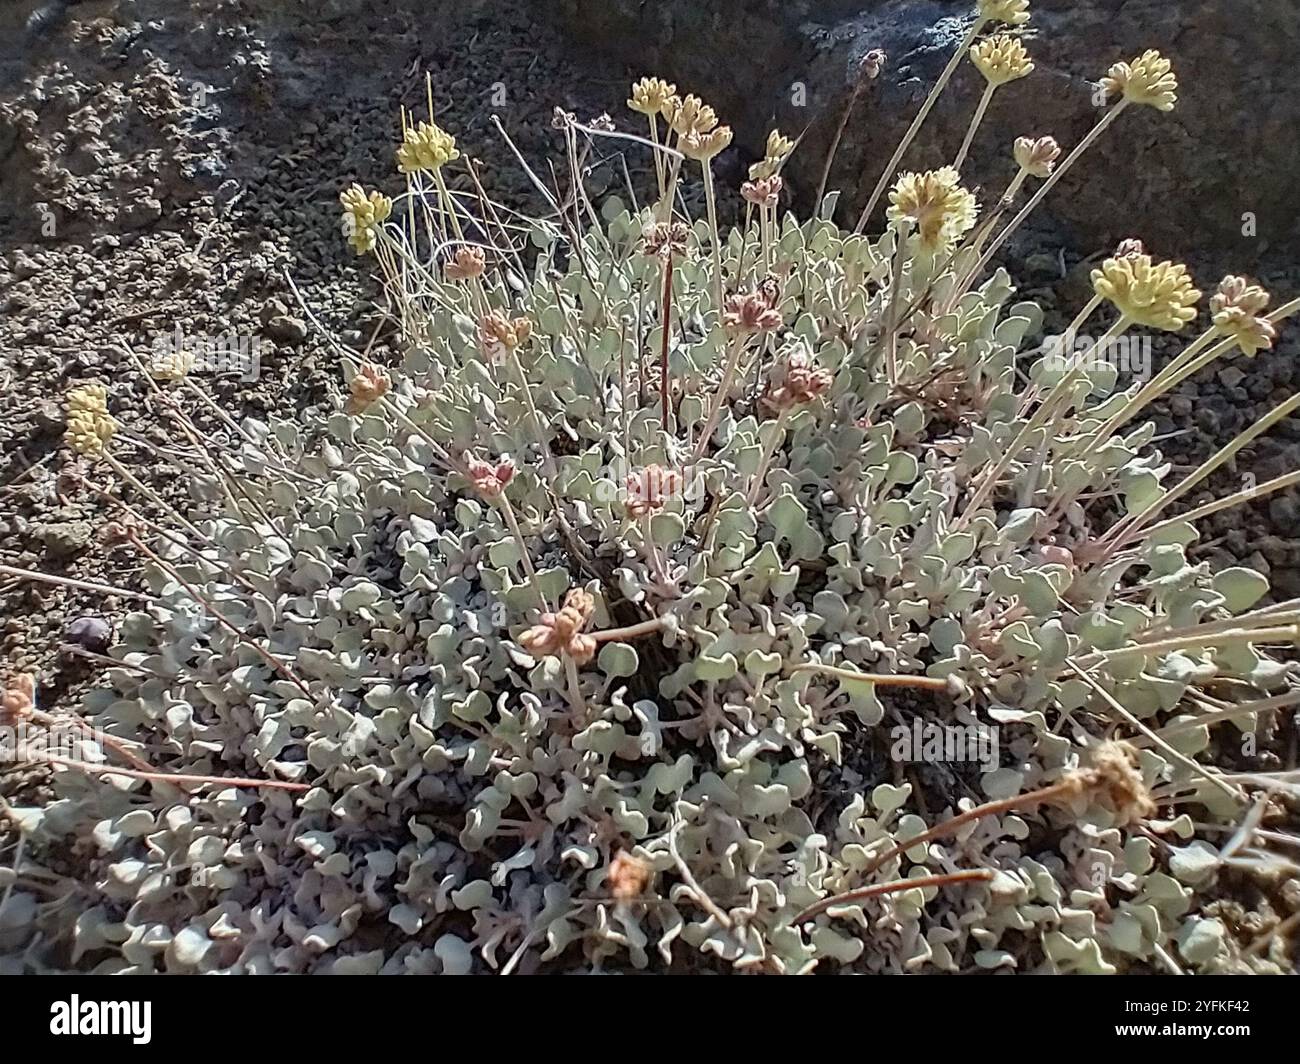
[264,315,308,344]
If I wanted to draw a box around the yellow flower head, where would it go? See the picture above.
[664,94,718,138]
[681,125,733,162]
[339,184,393,255]
[150,347,195,382]
[1013,135,1060,178]
[887,167,979,251]
[627,77,676,116]
[1211,276,1277,357]
[65,383,117,458]
[1091,254,1200,331]
[1101,50,1178,111]
[978,0,1031,26]
[971,35,1034,86]
[747,129,797,181]
[396,120,460,174]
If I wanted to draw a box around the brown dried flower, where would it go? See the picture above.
[1211,276,1277,357]
[445,246,486,281]
[607,851,651,902]
[741,175,783,209]
[1114,238,1147,259]
[1059,739,1155,826]
[625,464,682,518]
[764,348,833,411]
[477,311,532,363]
[858,48,887,82]
[465,455,515,499]
[346,362,391,415]
[724,290,783,336]
[0,673,35,727]
[642,221,690,260]
[517,588,598,664]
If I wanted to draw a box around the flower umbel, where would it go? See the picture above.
[627,77,677,116]
[607,851,651,902]
[970,35,1034,86]
[741,175,783,209]
[764,347,833,411]
[749,128,796,181]
[977,0,1031,26]
[477,311,532,363]
[724,289,783,336]
[518,588,597,664]
[346,363,391,415]
[445,246,486,281]
[888,167,979,251]
[1101,50,1178,111]
[625,465,682,518]
[396,119,460,173]
[466,455,516,499]
[1091,254,1201,331]
[1211,276,1277,357]
[1013,136,1061,178]
[65,383,117,458]
[339,184,392,255]
[0,673,35,727]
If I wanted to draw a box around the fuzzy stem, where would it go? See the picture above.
[816,81,865,210]
[31,752,309,792]
[0,563,152,602]
[647,115,666,198]
[792,662,951,692]
[497,492,547,613]
[691,331,747,465]
[854,16,988,233]
[792,868,994,925]
[953,82,996,173]
[745,405,792,507]
[701,162,726,315]
[591,615,670,644]
[1074,625,1300,670]
[1139,469,1300,544]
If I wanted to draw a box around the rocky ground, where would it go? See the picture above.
[2,0,1297,967]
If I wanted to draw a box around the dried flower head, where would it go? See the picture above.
[445,246,486,281]
[642,221,690,260]
[1211,276,1277,357]
[1114,238,1147,259]
[396,119,460,174]
[741,175,783,209]
[517,588,597,664]
[339,184,393,255]
[1059,740,1155,826]
[1091,254,1201,331]
[346,362,391,415]
[888,167,979,251]
[65,382,117,458]
[588,112,616,133]
[627,77,677,116]
[765,347,833,411]
[465,455,515,499]
[681,124,733,162]
[858,49,887,82]
[724,289,784,336]
[971,35,1034,86]
[0,673,35,727]
[664,94,718,139]
[101,516,142,547]
[1101,50,1178,111]
[477,311,532,363]
[978,0,1031,26]
[607,851,651,902]
[625,464,682,518]
[1013,135,1060,178]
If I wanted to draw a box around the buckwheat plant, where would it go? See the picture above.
[13,5,1300,975]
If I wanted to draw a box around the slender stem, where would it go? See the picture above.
[792,869,994,925]
[745,405,791,507]
[855,17,987,233]
[879,221,912,384]
[1101,390,1300,552]
[953,82,996,173]
[701,162,725,314]
[957,100,1130,291]
[690,332,747,465]
[816,82,865,210]
[648,115,665,198]
[497,492,547,613]
[0,563,152,602]
[1073,625,1300,670]
[591,615,670,644]
[103,453,212,547]
[32,752,309,792]
[1019,294,1102,415]
[659,253,675,431]
[792,663,951,692]
[1139,469,1300,544]
[956,316,1132,528]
